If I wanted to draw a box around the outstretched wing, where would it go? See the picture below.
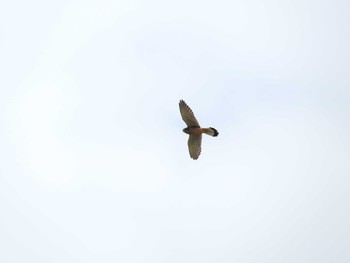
[188,134,202,160]
[179,100,200,127]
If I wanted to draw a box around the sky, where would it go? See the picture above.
[1,0,350,262]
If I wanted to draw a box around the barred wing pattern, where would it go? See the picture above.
[179,100,200,127]
[188,134,202,160]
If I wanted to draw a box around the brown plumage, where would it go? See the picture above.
[179,100,218,160]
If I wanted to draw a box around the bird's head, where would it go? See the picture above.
[183,127,190,134]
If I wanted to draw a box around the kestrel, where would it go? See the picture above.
[179,100,218,160]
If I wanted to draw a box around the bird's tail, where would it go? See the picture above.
[202,127,219,137]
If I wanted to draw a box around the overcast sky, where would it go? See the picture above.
[1,0,350,262]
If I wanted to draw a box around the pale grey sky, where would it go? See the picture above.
[1,0,350,262]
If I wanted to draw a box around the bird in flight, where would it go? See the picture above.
[179,100,218,160]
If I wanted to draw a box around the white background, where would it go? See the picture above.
[1,0,349,262]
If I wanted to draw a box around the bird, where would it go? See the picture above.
[179,100,218,160]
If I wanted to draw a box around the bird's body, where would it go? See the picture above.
[183,126,218,136]
[179,100,218,160]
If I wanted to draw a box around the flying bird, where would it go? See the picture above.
[179,100,218,160]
